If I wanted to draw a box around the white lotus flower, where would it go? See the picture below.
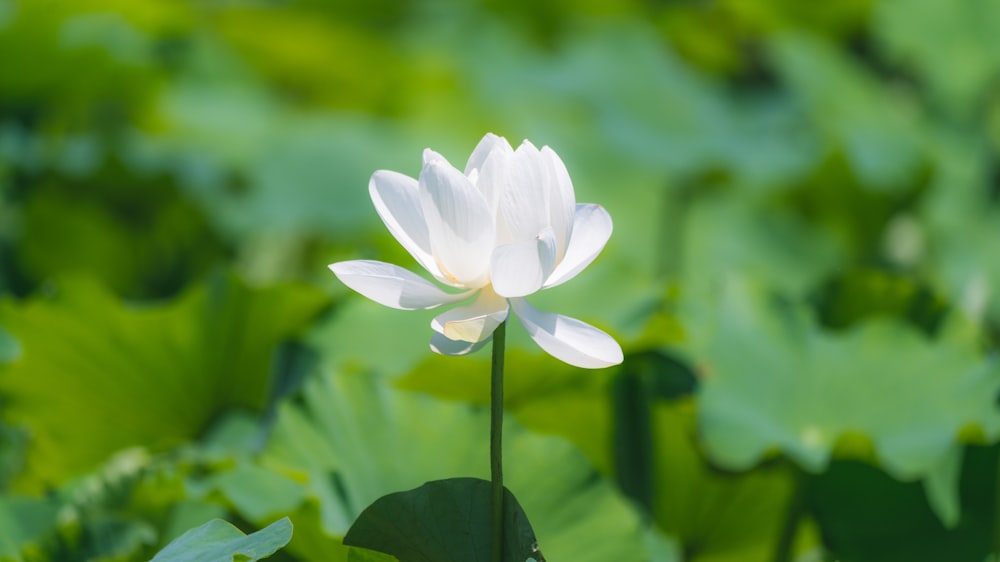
[329,133,623,369]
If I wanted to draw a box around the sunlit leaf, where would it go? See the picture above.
[769,32,925,191]
[651,401,816,562]
[873,0,1000,114]
[0,273,329,491]
[263,371,650,562]
[687,277,1000,522]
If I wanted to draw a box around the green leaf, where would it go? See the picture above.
[344,478,541,562]
[681,193,842,299]
[396,349,618,474]
[211,461,308,524]
[161,501,230,548]
[347,547,399,562]
[0,325,18,364]
[687,277,1000,522]
[769,32,925,190]
[263,371,650,562]
[306,298,443,379]
[150,517,292,562]
[13,177,226,300]
[399,349,810,560]
[873,0,1000,114]
[651,401,815,562]
[808,452,996,562]
[0,495,60,562]
[155,78,421,242]
[0,273,329,491]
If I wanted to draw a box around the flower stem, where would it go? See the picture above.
[491,321,506,562]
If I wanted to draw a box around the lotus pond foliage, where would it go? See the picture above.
[1,0,1000,561]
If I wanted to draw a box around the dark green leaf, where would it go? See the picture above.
[344,478,541,562]
[809,450,997,562]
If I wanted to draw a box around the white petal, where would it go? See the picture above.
[368,171,441,278]
[540,146,577,260]
[544,204,613,289]
[465,133,512,176]
[490,227,557,298]
[497,141,551,243]
[510,298,623,369]
[419,160,495,287]
[469,135,513,214]
[430,332,492,356]
[430,288,508,343]
[329,260,473,310]
[423,148,451,167]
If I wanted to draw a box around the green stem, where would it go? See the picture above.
[491,321,507,562]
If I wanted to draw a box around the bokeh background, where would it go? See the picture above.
[2,0,1000,560]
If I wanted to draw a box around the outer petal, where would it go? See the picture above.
[543,204,613,289]
[420,160,495,287]
[430,287,508,343]
[368,171,441,278]
[540,145,576,260]
[490,227,557,298]
[430,332,492,356]
[329,260,473,310]
[510,298,623,369]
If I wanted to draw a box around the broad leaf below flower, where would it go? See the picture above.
[261,370,650,562]
[397,351,819,561]
[344,478,541,562]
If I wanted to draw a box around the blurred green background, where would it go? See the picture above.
[2,0,1000,560]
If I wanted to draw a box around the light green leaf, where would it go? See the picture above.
[263,371,649,562]
[156,78,419,241]
[651,401,814,562]
[688,277,1000,521]
[0,496,60,562]
[769,32,925,190]
[0,326,18,364]
[211,462,308,524]
[399,349,811,560]
[873,0,1000,114]
[0,273,329,491]
[921,443,962,528]
[681,193,842,299]
[150,517,292,562]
